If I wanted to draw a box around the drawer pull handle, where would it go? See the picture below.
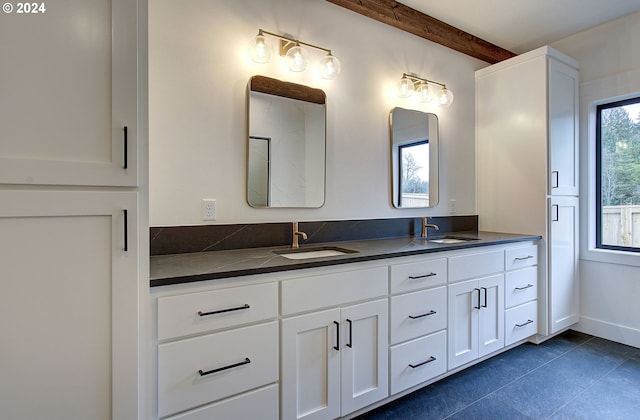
[409,310,437,319]
[198,304,250,317]
[514,255,534,261]
[198,357,250,377]
[409,356,436,368]
[515,320,534,328]
[515,284,534,291]
[408,272,437,280]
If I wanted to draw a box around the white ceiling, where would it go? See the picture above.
[400,0,640,54]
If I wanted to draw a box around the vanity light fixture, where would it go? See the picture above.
[397,73,454,107]
[248,29,341,80]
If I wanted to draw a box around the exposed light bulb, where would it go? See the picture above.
[286,44,306,72]
[319,53,341,80]
[415,82,433,103]
[438,87,454,107]
[248,34,272,64]
[397,76,415,98]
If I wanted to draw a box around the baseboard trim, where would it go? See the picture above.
[575,316,640,348]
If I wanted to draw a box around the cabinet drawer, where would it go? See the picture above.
[448,249,503,282]
[390,258,447,294]
[157,282,278,341]
[390,330,447,394]
[505,301,537,346]
[390,286,447,344]
[158,322,278,418]
[281,266,387,315]
[165,384,278,420]
[505,267,538,309]
[505,244,538,271]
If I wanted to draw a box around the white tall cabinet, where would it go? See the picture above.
[0,1,147,418]
[476,46,579,337]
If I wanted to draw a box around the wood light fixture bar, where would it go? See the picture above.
[325,0,516,64]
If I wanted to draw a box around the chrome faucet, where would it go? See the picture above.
[292,222,308,249]
[421,217,440,239]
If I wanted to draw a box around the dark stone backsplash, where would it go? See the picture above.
[150,215,478,256]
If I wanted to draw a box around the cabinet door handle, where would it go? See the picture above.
[481,287,488,308]
[346,319,353,348]
[515,284,534,291]
[198,357,250,377]
[198,304,250,317]
[333,321,340,351]
[514,255,534,261]
[409,310,437,319]
[552,170,559,189]
[552,204,559,221]
[515,320,534,328]
[123,209,128,252]
[408,272,437,279]
[123,126,128,170]
[474,288,481,309]
[409,356,436,368]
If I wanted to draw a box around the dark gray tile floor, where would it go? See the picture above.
[358,330,640,420]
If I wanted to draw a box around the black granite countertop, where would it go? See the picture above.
[150,231,541,287]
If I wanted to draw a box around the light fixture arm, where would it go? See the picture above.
[402,73,447,89]
[258,29,333,56]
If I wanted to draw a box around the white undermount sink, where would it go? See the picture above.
[427,236,479,244]
[275,246,358,260]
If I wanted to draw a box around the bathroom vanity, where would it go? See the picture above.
[151,232,539,419]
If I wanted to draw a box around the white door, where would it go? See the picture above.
[548,57,579,196]
[0,0,138,186]
[281,308,341,420]
[549,196,580,333]
[478,274,505,357]
[340,299,389,416]
[0,190,139,420]
[448,279,479,369]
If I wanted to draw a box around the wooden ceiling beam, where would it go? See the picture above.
[325,0,516,64]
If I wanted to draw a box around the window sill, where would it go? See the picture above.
[581,247,640,267]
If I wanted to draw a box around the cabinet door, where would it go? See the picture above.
[0,0,138,186]
[478,274,505,357]
[0,190,138,420]
[448,279,479,369]
[548,57,579,196]
[549,196,579,333]
[281,309,341,420]
[340,299,389,416]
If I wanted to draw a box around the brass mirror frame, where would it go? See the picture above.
[247,75,327,208]
[389,107,439,208]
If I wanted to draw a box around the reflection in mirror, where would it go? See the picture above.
[390,107,439,208]
[247,76,326,208]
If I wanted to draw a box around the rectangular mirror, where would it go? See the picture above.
[390,107,439,208]
[247,76,326,208]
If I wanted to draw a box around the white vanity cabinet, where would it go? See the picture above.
[476,45,580,337]
[504,245,539,345]
[156,283,279,419]
[447,250,505,369]
[280,266,389,420]
[389,258,448,394]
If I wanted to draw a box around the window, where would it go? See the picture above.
[595,96,640,251]
[398,140,429,207]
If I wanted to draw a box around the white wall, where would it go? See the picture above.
[149,0,483,225]
[552,11,640,347]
